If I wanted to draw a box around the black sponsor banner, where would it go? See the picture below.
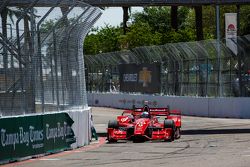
[119,63,160,94]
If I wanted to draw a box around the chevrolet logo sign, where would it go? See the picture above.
[139,67,152,87]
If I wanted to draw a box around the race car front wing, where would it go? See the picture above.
[107,127,174,141]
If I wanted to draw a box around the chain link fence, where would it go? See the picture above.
[0,1,101,116]
[85,35,250,97]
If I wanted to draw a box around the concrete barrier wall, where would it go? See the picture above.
[0,108,91,165]
[88,93,250,119]
[66,107,91,148]
[0,109,91,164]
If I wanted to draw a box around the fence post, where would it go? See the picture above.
[216,5,222,97]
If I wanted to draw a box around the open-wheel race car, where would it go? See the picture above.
[107,105,181,143]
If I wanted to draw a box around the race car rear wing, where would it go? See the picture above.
[133,108,181,116]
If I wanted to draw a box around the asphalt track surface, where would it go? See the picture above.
[4,107,250,167]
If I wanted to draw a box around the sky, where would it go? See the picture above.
[33,7,143,28]
[0,7,143,34]
[93,7,143,28]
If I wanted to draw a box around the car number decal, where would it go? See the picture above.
[137,122,146,127]
[121,117,128,122]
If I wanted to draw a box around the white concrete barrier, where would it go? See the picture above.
[87,93,250,119]
[66,107,91,148]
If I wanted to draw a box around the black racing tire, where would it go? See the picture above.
[164,120,175,142]
[164,119,175,129]
[108,120,119,129]
[107,120,118,143]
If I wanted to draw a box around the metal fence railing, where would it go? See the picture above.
[0,1,102,116]
[85,35,250,97]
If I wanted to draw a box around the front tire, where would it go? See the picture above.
[107,120,119,143]
[108,120,119,129]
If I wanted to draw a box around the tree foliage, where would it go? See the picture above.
[84,25,122,55]
[202,5,250,38]
[83,5,250,55]
[132,7,172,34]
[119,22,162,49]
[84,6,197,55]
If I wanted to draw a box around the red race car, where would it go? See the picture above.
[107,105,181,143]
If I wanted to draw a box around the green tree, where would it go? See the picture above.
[132,7,171,34]
[83,5,250,55]
[40,19,56,33]
[84,30,101,55]
[84,25,122,55]
[132,6,195,44]
[202,5,250,38]
[119,22,162,49]
[240,5,250,35]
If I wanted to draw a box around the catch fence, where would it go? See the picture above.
[0,1,101,116]
[85,36,250,97]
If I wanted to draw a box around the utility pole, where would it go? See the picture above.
[122,6,129,35]
[216,5,222,97]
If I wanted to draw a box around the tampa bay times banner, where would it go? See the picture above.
[119,63,161,94]
[0,113,75,162]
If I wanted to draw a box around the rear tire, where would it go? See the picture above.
[164,120,175,129]
[164,120,175,142]
[175,127,181,139]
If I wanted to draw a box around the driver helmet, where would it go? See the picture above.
[141,111,150,118]
[143,105,149,112]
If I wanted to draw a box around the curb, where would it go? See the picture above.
[1,137,106,167]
